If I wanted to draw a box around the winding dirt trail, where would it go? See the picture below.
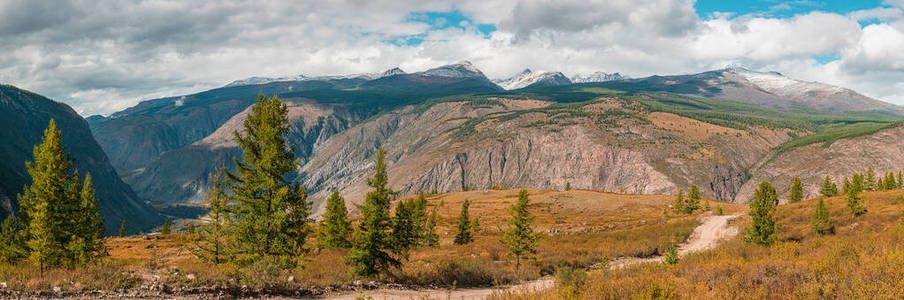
[316,213,740,300]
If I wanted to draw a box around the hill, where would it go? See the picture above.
[0,84,161,234]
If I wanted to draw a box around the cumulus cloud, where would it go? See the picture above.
[0,0,903,116]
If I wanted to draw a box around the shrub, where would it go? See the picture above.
[554,266,587,297]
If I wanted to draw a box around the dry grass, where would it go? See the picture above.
[497,190,904,299]
[0,189,736,294]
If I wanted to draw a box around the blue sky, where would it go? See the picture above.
[696,0,886,18]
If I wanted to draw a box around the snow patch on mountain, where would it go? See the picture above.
[724,67,845,96]
[494,69,572,90]
[571,72,626,83]
[419,60,487,79]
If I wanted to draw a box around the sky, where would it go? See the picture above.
[1,0,903,116]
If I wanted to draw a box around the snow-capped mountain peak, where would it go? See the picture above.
[722,67,844,96]
[570,72,626,83]
[381,67,406,77]
[494,69,571,90]
[420,60,487,79]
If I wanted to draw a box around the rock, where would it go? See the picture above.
[53,286,61,293]
[0,282,6,289]
[186,274,195,280]
[608,224,615,229]
[353,280,363,286]
[849,222,860,229]
[287,276,295,283]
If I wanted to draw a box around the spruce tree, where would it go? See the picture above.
[119,220,126,237]
[347,147,400,277]
[685,185,701,213]
[0,216,26,263]
[898,171,903,188]
[423,207,440,247]
[744,182,777,246]
[565,182,571,191]
[820,175,838,197]
[195,168,230,265]
[454,199,473,245]
[227,94,311,266]
[502,189,539,271]
[672,189,685,214]
[161,219,171,234]
[412,193,428,244]
[318,190,353,249]
[788,177,803,203]
[846,188,866,217]
[811,197,834,235]
[842,177,852,195]
[852,173,865,193]
[886,172,898,190]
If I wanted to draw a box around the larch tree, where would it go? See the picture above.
[227,94,311,266]
[195,168,231,265]
[391,197,419,255]
[0,216,26,263]
[347,147,400,277]
[744,181,777,246]
[318,190,353,249]
[811,197,834,235]
[422,207,440,247]
[161,219,171,234]
[685,185,702,213]
[17,119,104,273]
[865,167,877,191]
[672,189,685,214]
[788,177,803,203]
[502,189,539,271]
[820,175,838,197]
[846,187,866,218]
[454,199,473,245]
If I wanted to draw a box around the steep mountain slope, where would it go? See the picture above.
[494,69,572,90]
[359,61,502,93]
[737,123,904,203]
[601,67,904,115]
[0,84,160,233]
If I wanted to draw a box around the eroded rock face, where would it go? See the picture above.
[737,126,904,203]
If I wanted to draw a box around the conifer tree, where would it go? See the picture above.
[0,216,26,263]
[77,173,104,252]
[663,242,679,265]
[391,197,419,255]
[788,177,803,203]
[898,171,903,188]
[186,224,196,235]
[347,147,400,277]
[17,119,104,273]
[195,168,230,265]
[454,199,473,245]
[820,175,838,197]
[161,219,171,234]
[502,189,539,271]
[877,177,886,191]
[472,216,481,233]
[318,190,353,249]
[685,185,701,213]
[422,208,440,247]
[565,182,571,191]
[412,193,428,242]
[886,172,897,190]
[852,173,865,193]
[744,182,777,246]
[846,188,866,217]
[865,167,877,191]
[227,94,311,266]
[672,189,685,214]
[842,177,852,195]
[119,220,126,237]
[811,197,834,235]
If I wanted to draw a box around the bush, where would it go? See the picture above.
[554,266,587,297]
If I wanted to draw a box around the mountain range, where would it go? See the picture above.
[3,60,903,228]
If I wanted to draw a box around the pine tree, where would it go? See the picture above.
[227,94,311,266]
[811,197,834,235]
[161,219,171,234]
[318,190,352,249]
[502,189,539,271]
[744,182,777,246]
[865,167,877,191]
[685,185,702,213]
[788,177,803,203]
[195,168,230,265]
[119,220,126,237]
[671,189,685,214]
[472,216,481,233]
[0,216,27,263]
[820,175,838,197]
[454,199,473,245]
[347,147,400,277]
[846,188,866,217]
[422,208,440,247]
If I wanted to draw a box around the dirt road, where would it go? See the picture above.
[317,213,740,300]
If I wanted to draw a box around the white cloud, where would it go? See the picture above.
[0,0,903,116]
